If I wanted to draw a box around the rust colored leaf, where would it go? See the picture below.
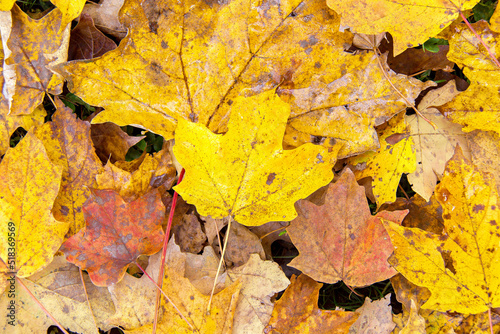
[388,45,454,75]
[61,189,165,286]
[264,274,358,334]
[288,168,407,286]
[68,13,117,60]
[91,122,144,163]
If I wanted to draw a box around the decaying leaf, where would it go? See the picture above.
[35,98,103,235]
[0,256,115,332]
[384,147,500,314]
[264,274,358,333]
[91,122,144,162]
[68,13,117,60]
[349,112,416,207]
[439,20,500,134]
[1,5,69,115]
[327,0,480,55]
[173,90,338,226]
[406,80,471,201]
[0,132,68,278]
[348,295,395,334]
[288,169,407,286]
[61,189,165,286]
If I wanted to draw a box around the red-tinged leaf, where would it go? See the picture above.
[288,168,408,286]
[61,189,165,286]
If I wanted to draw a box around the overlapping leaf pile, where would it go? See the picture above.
[1,0,500,333]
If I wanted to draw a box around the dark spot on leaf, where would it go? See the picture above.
[190,295,194,300]
[480,107,483,111]
[161,41,168,49]
[251,141,257,148]
[189,113,198,122]
[149,22,158,34]
[347,224,352,229]
[290,11,297,17]
[266,173,276,185]
[227,99,233,106]
[316,153,324,163]
[299,40,308,48]
[443,213,451,220]
[441,250,456,274]
[305,47,312,55]
[489,220,497,225]
[472,204,485,213]
[311,135,324,144]
[60,206,69,216]
[329,138,336,146]
[492,205,496,210]
[349,233,355,240]
[314,62,321,68]
[457,286,461,292]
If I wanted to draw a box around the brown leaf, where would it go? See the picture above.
[172,213,206,254]
[288,169,407,286]
[388,45,454,75]
[81,0,126,39]
[224,221,266,267]
[91,122,144,163]
[264,274,358,334]
[61,189,165,286]
[69,13,117,60]
[348,296,396,334]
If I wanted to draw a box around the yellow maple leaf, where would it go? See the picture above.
[349,112,416,207]
[1,5,69,116]
[384,147,500,314]
[50,0,86,28]
[0,132,69,278]
[173,90,339,226]
[439,19,500,133]
[0,0,15,11]
[54,0,430,158]
[327,0,480,55]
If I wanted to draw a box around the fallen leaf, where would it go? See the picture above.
[96,148,176,202]
[287,168,407,286]
[0,256,115,332]
[81,0,126,38]
[184,245,227,295]
[407,80,471,201]
[55,0,431,157]
[264,274,359,334]
[172,213,206,254]
[0,131,68,278]
[349,112,416,207]
[327,0,480,55]
[91,122,144,163]
[224,221,266,267]
[61,189,165,286]
[227,254,290,334]
[68,13,117,60]
[439,20,500,134]
[388,45,454,75]
[400,299,426,334]
[35,98,103,235]
[467,130,500,195]
[50,0,86,28]
[105,251,165,330]
[0,0,15,11]
[1,5,69,115]
[173,90,338,226]
[384,147,500,314]
[348,295,395,334]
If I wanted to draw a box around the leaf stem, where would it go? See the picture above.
[488,307,494,334]
[207,215,232,313]
[16,277,70,334]
[79,269,99,334]
[153,168,185,334]
[458,11,500,69]
[134,261,194,330]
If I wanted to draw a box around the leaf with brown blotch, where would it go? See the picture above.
[348,296,395,334]
[68,13,117,61]
[35,98,103,236]
[327,0,480,56]
[406,81,471,201]
[55,0,432,158]
[384,147,500,314]
[0,256,115,332]
[0,132,68,278]
[1,5,69,116]
[61,189,165,286]
[288,168,407,286]
[264,274,358,334]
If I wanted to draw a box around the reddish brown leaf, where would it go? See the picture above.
[61,189,165,286]
[388,45,454,75]
[264,274,358,334]
[68,13,117,60]
[288,168,408,286]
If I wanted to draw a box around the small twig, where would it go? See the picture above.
[16,277,70,334]
[488,307,494,334]
[207,215,233,313]
[134,261,194,330]
[257,222,290,240]
[458,11,500,70]
[79,269,99,334]
[153,168,185,334]
[344,283,363,298]
[398,183,410,201]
